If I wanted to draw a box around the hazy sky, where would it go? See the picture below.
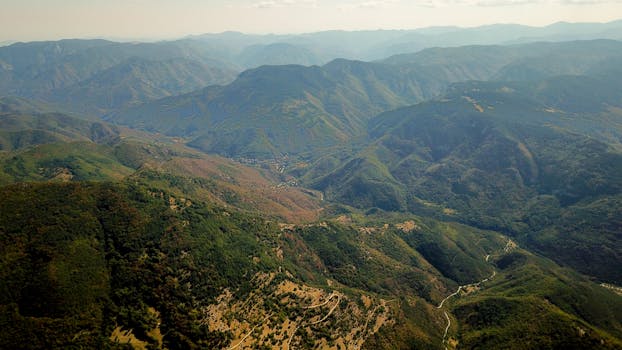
[1,0,622,41]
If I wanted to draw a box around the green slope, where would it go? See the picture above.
[2,182,621,349]
[306,72,622,284]
[3,36,622,350]
[107,40,622,160]
[0,99,120,151]
[46,57,236,115]
[383,39,622,83]
[0,182,281,349]
[108,58,468,159]
[0,39,238,116]
[452,249,622,349]
[107,62,421,158]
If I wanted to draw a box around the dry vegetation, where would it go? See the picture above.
[165,156,323,223]
[201,272,392,350]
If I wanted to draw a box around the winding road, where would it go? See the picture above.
[437,286,464,309]
[437,269,498,347]
[436,238,513,349]
[308,295,340,325]
[286,324,299,350]
[286,292,341,350]
[304,292,337,309]
[227,315,271,350]
[442,311,451,350]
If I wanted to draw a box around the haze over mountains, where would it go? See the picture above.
[188,19,622,62]
[107,39,622,160]
[1,20,622,350]
[2,20,622,117]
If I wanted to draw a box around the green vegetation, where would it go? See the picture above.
[0,142,134,184]
[0,182,280,349]
[112,40,622,160]
[2,38,622,349]
[0,98,120,151]
[108,61,431,158]
[0,40,237,116]
[452,249,622,348]
[305,72,622,285]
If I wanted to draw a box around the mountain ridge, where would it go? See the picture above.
[107,39,622,160]
[2,26,622,349]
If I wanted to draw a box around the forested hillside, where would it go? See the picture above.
[1,28,622,349]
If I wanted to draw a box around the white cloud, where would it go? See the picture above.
[474,0,541,7]
[411,0,536,7]
[251,0,318,8]
[412,0,622,7]
[356,0,400,7]
[337,0,400,10]
[249,0,622,9]
[558,0,622,4]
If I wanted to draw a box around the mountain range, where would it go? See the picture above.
[1,19,622,117]
[106,40,622,160]
[1,22,622,349]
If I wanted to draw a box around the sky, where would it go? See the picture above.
[1,0,622,42]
